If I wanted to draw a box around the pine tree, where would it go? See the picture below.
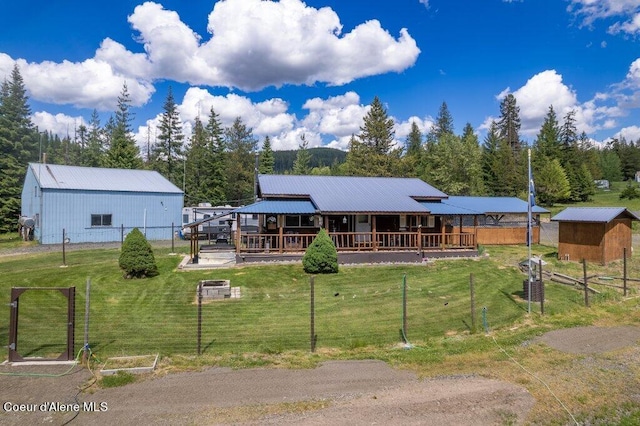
[0,65,38,232]
[293,134,312,175]
[259,136,275,174]
[85,109,104,167]
[482,121,501,195]
[402,121,423,177]
[460,123,485,195]
[534,105,561,163]
[496,94,522,153]
[431,101,455,140]
[345,96,400,176]
[225,117,257,205]
[103,83,142,169]
[152,86,184,187]
[184,109,227,206]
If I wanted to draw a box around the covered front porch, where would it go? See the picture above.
[234,211,477,255]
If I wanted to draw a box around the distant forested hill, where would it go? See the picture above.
[273,147,346,173]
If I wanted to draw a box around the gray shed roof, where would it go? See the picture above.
[29,163,182,193]
[257,174,446,213]
[551,207,640,223]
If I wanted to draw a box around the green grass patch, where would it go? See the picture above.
[100,371,137,388]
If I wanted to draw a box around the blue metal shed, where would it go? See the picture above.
[21,163,184,244]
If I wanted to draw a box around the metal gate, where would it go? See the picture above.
[7,287,75,362]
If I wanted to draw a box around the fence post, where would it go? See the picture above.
[197,282,202,355]
[310,276,316,353]
[582,258,589,307]
[171,222,175,254]
[538,259,544,315]
[83,278,91,363]
[470,274,476,333]
[121,224,124,248]
[62,228,67,267]
[624,247,628,297]
[402,274,408,342]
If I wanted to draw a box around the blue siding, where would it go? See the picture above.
[22,166,183,244]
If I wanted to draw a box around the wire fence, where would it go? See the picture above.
[5,268,623,361]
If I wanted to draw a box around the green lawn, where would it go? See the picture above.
[0,243,631,360]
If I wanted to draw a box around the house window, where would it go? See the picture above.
[285,215,316,227]
[285,215,300,227]
[91,214,112,227]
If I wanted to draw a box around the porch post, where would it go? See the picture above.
[441,218,446,250]
[278,222,283,254]
[459,215,463,247]
[474,215,479,248]
[372,215,378,251]
[417,223,422,252]
[235,216,241,254]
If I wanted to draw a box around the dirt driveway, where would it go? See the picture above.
[1,325,639,425]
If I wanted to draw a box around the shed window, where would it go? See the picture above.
[91,214,112,227]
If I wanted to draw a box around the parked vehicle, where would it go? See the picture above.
[181,204,259,241]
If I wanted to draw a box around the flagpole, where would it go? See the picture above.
[527,148,532,314]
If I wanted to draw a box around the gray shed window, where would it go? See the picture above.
[91,214,112,227]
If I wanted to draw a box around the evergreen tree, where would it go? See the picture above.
[482,121,501,195]
[225,117,258,205]
[459,123,485,195]
[259,136,275,174]
[152,86,184,187]
[534,105,561,163]
[293,134,312,175]
[344,96,400,176]
[0,65,37,232]
[103,83,142,169]
[84,109,104,167]
[402,121,423,177]
[536,158,571,205]
[203,108,227,204]
[559,109,579,167]
[599,149,623,182]
[184,108,227,206]
[496,94,522,153]
[432,101,455,139]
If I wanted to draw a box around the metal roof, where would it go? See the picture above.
[445,196,549,215]
[29,163,182,193]
[419,200,482,215]
[551,207,640,223]
[257,175,446,213]
[234,200,317,214]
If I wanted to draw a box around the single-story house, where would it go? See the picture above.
[551,207,639,265]
[21,163,183,244]
[222,174,547,263]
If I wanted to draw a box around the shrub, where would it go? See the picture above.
[619,183,640,200]
[119,228,158,278]
[302,228,338,274]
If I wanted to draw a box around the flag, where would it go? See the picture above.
[528,162,536,207]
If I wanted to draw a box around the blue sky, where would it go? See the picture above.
[2,0,640,151]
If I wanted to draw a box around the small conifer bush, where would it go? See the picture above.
[302,228,338,274]
[119,228,158,278]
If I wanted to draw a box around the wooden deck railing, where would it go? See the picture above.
[237,231,476,253]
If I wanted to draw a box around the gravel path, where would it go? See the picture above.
[2,326,639,425]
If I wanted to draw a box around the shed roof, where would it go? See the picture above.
[29,163,182,193]
[258,174,446,213]
[551,207,640,223]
